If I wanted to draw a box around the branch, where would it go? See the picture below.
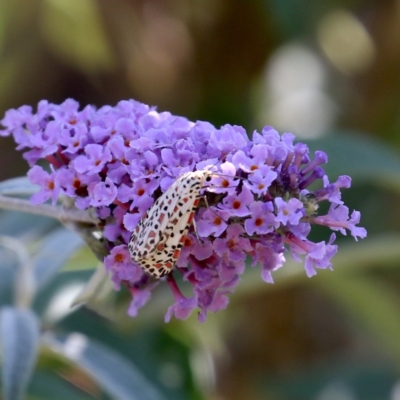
[0,195,98,224]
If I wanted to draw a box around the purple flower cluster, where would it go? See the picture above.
[0,98,367,322]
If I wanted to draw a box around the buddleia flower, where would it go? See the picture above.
[1,98,367,322]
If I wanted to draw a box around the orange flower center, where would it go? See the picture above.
[232,200,241,209]
[255,218,263,227]
[221,179,229,188]
[114,253,124,263]
[73,179,81,189]
[214,217,222,226]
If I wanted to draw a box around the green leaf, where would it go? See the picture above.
[33,228,84,289]
[62,246,98,271]
[318,274,400,364]
[236,234,400,295]
[0,177,39,196]
[0,248,19,306]
[71,265,113,307]
[307,132,400,188]
[28,370,96,400]
[0,210,56,238]
[0,307,40,400]
[0,235,35,308]
[51,334,166,400]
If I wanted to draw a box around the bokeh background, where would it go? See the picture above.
[0,0,399,399]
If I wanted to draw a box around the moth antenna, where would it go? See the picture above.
[219,138,250,160]
[211,172,246,181]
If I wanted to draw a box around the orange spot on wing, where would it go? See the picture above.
[173,249,181,259]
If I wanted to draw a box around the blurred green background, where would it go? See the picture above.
[0,0,399,399]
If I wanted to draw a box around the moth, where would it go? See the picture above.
[128,170,214,278]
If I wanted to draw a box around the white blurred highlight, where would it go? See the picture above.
[259,43,336,138]
[391,381,400,400]
[316,381,356,400]
[43,282,85,323]
[190,347,216,393]
[317,10,376,75]
[63,333,88,360]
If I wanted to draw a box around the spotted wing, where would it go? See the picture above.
[128,179,181,259]
[132,171,206,278]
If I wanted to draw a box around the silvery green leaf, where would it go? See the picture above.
[0,248,18,305]
[0,210,56,238]
[71,264,113,307]
[49,334,166,400]
[0,307,40,400]
[0,235,35,308]
[0,177,39,196]
[33,228,84,289]
[307,131,400,183]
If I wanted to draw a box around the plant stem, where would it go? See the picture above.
[0,195,98,224]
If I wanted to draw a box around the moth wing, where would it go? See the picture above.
[129,181,180,259]
[136,211,195,279]
[137,176,203,278]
